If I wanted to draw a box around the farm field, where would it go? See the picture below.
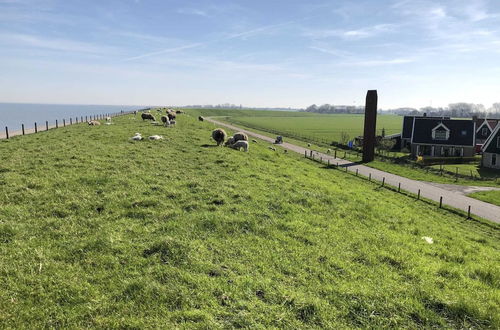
[0,112,499,328]
[189,108,500,189]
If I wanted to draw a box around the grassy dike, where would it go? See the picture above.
[0,113,498,328]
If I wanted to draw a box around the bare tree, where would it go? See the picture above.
[339,132,350,145]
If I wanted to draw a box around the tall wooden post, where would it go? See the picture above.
[362,90,378,162]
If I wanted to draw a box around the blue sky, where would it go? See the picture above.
[0,0,499,109]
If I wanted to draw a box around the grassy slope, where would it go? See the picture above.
[0,114,499,328]
[468,190,500,207]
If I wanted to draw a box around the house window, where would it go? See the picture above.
[497,137,500,148]
[482,127,489,136]
[493,154,497,166]
[433,129,448,140]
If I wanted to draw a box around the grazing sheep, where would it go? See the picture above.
[161,116,170,126]
[88,120,101,126]
[141,113,156,121]
[229,140,249,152]
[106,116,111,122]
[198,116,205,121]
[274,136,283,144]
[212,128,227,146]
[251,139,257,143]
[175,110,184,114]
[131,133,143,141]
[133,111,138,115]
[233,132,248,142]
[148,135,163,140]
[224,137,235,146]
[167,113,176,121]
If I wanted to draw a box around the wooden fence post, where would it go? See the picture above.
[398,182,401,192]
[356,169,359,176]
[56,120,58,128]
[439,196,443,208]
[417,189,420,200]
[63,119,66,127]
[22,124,25,135]
[70,118,72,125]
[46,121,48,131]
[467,206,471,219]
[369,173,371,181]
[35,122,38,133]
[382,177,385,186]
[5,127,9,139]
[334,150,337,158]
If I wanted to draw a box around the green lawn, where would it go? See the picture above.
[468,190,500,207]
[0,112,498,328]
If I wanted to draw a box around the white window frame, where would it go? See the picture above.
[432,123,450,141]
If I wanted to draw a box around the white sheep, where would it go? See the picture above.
[148,135,163,140]
[131,133,143,141]
[106,116,111,122]
[229,140,249,152]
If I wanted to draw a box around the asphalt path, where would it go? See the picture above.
[206,117,500,224]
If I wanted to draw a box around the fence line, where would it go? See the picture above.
[1,109,147,140]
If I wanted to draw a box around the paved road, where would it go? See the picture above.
[206,117,500,224]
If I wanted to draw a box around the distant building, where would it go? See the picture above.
[410,118,475,158]
[474,117,500,148]
[401,114,450,150]
[481,125,500,169]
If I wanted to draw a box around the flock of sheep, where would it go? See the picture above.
[211,128,250,152]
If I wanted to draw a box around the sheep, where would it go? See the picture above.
[88,120,101,126]
[133,111,138,115]
[167,113,176,121]
[228,140,249,152]
[307,143,311,147]
[161,116,170,126]
[198,116,205,121]
[251,139,257,143]
[148,135,163,140]
[169,120,176,126]
[232,132,248,142]
[141,113,156,121]
[131,133,143,141]
[106,116,111,122]
[284,149,288,153]
[175,110,184,114]
[212,128,227,146]
[224,137,235,146]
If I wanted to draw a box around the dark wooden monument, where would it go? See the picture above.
[362,90,378,162]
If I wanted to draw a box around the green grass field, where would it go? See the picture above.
[189,108,500,189]
[468,190,500,207]
[189,108,402,143]
[0,112,499,328]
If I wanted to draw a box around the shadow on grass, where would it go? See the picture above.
[200,144,219,148]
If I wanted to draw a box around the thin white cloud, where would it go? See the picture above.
[176,8,209,17]
[123,43,204,61]
[0,32,115,54]
[304,24,397,40]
